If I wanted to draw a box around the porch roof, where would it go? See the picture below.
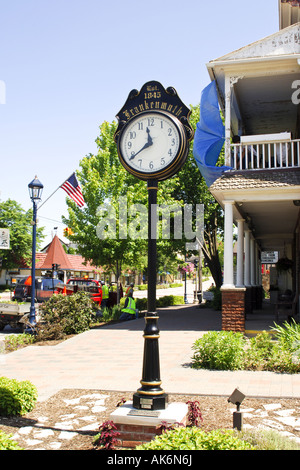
[209,168,300,252]
[210,167,300,191]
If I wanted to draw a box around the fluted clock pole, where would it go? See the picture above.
[133,180,168,410]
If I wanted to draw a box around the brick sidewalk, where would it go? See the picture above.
[1,304,300,402]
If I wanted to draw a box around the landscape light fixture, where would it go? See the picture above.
[228,387,246,431]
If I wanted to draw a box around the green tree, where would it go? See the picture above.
[0,199,44,270]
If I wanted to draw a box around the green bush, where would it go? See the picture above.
[135,297,147,312]
[0,430,23,450]
[136,427,254,450]
[192,325,300,373]
[38,292,95,338]
[157,295,184,307]
[238,428,300,451]
[0,377,37,416]
[4,333,35,353]
[123,295,184,313]
[272,319,300,352]
[136,284,148,290]
[243,331,275,370]
[192,331,246,370]
[101,305,122,322]
[205,286,222,310]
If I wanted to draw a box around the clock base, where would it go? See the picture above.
[133,392,168,411]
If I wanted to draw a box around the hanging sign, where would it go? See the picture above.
[261,251,278,264]
[0,229,10,249]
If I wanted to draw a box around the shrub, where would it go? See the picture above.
[4,333,35,353]
[0,430,23,450]
[136,427,254,450]
[156,295,184,307]
[244,331,275,370]
[272,319,300,353]
[93,420,120,450]
[137,284,148,290]
[135,297,147,312]
[192,328,300,373]
[101,305,122,322]
[37,292,95,338]
[0,377,37,416]
[186,400,203,426]
[238,428,300,451]
[211,287,222,310]
[205,286,222,310]
[192,331,246,370]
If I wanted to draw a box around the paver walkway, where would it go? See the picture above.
[1,304,300,402]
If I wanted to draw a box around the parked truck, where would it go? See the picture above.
[0,302,39,331]
[55,278,103,305]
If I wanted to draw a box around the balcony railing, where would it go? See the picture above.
[230,139,300,170]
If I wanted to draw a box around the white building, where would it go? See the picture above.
[202,1,300,331]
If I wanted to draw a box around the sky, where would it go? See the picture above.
[0,0,279,246]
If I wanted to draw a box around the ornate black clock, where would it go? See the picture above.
[114,81,193,181]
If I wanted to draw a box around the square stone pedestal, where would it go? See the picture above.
[110,401,188,448]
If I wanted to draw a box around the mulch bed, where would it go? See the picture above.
[0,389,300,450]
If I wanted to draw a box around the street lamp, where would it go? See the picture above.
[28,176,43,329]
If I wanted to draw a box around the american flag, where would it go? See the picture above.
[61,173,85,207]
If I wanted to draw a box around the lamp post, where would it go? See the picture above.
[184,253,188,304]
[28,176,43,328]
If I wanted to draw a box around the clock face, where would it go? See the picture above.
[118,111,185,179]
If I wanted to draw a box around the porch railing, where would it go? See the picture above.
[230,139,300,170]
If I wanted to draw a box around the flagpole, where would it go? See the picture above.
[37,173,74,211]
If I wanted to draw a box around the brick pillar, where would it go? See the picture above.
[221,287,246,332]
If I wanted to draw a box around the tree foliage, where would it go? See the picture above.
[0,199,44,269]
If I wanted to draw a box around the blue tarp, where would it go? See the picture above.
[193,81,232,187]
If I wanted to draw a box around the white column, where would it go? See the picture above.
[223,201,235,288]
[224,75,232,166]
[244,229,250,286]
[236,219,244,287]
[250,236,255,286]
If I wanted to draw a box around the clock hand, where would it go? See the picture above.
[129,127,153,160]
[146,126,153,146]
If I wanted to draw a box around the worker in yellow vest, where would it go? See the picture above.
[101,281,109,309]
[120,296,137,321]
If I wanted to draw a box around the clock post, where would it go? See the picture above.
[114,81,193,411]
[132,179,167,410]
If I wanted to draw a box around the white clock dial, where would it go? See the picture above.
[119,112,182,175]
